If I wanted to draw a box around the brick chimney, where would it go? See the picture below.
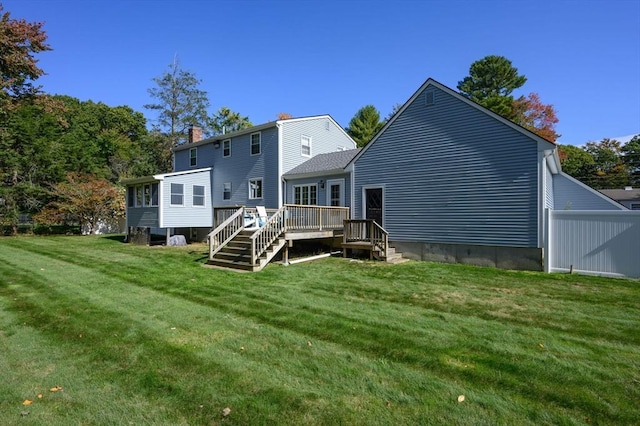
[188,126,203,143]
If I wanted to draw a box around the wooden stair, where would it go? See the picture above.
[342,241,406,263]
[207,230,287,272]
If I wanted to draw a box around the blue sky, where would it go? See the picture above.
[4,0,640,145]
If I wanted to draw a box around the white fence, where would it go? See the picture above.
[545,209,640,278]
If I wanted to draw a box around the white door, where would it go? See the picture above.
[326,179,345,207]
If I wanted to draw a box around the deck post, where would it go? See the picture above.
[282,240,290,266]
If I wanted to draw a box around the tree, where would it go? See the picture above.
[34,172,125,234]
[0,5,51,111]
[558,144,595,179]
[211,106,252,134]
[144,58,210,146]
[511,92,560,142]
[385,103,402,121]
[584,138,628,189]
[457,55,527,118]
[346,105,384,147]
[276,112,293,120]
[621,135,640,186]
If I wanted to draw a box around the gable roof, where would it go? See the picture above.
[347,78,558,167]
[174,114,350,152]
[598,188,640,202]
[283,148,361,179]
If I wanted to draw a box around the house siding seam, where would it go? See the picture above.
[354,85,538,248]
[281,117,356,174]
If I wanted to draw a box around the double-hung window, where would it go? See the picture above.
[222,139,231,157]
[294,184,317,205]
[250,132,261,155]
[249,178,263,200]
[301,135,311,157]
[171,183,184,206]
[189,148,197,167]
[223,182,231,200]
[193,185,205,206]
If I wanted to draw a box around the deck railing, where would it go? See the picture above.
[250,205,287,265]
[285,204,350,231]
[343,219,389,258]
[207,207,245,259]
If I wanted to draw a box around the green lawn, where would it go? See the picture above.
[0,235,638,425]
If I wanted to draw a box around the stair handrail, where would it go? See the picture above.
[207,207,245,260]
[343,219,389,258]
[249,205,287,265]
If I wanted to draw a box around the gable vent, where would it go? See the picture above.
[425,91,435,106]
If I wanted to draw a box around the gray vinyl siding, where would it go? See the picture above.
[553,173,624,210]
[211,126,280,208]
[354,85,539,248]
[284,173,351,208]
[545,163,554,209]
[174,143,216,171]
[281,118,356,174]
[126,207,159,227]
[161,171,212,227]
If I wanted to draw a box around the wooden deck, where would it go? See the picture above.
[207,206,403,271]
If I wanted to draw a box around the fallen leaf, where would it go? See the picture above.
[22,400,33,406]
[538,343,545,348]
[307,341,312,347]
[21,411,30,417]
[222,407,231,417]
[37,394,43,399]
[240,346,245,351]
[49,386,63,392]
[457,395,465,403]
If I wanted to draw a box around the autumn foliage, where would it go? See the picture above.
[34,173,125,234]
[512,92,560,142]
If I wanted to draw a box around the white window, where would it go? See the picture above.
[301,135,311,157]
[249,178,263,199]
[193,185,205,206]
[294,184,317,205]
[222,139,231,157]
[251,132,261,156]
[143,183,159,207]
[330,183,341,206]
[171,183,184,206]
[223,182,231,200]
[189,148,197,167]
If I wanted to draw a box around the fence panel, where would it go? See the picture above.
[547,209,640,278]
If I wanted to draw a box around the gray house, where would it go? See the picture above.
[347,78,624,270]
[123,115,356,242]
[598,187,640,210]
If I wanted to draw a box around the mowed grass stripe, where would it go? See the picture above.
[0,242,480,423]
[1,236,638,424]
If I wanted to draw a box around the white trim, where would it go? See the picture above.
[250,132,261,156]
[277,123,283,208]
[293,183,318,205]
[149,167,211,181]
[326,178,345,207]
[347,78,556,167]
[158,181,164,227]
[189,147,197,167]
[544,208,551,273]
[361,184,385,226]
[169,182,185,207]
[301,134,312,157]
[192,184,206,208]
[222,139,231,158]
[276,115,357,149]
[347,163,355,219]
[538,151,545,248]
[248,177,263,200]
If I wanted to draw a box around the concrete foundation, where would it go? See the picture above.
[392,241,543,272]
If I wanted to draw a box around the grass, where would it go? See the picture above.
[0,235,638,425]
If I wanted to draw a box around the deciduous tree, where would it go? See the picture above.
[558,144,595,179]
[346,105,384,147]
[34,173,125,234]
[512,92,560,142]
[584,138,628,189]
[621,135,640,186]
